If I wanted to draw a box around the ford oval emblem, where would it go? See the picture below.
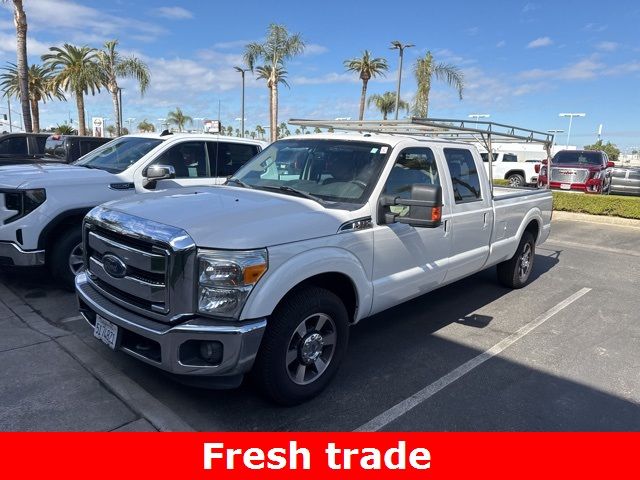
[102,254,127,278]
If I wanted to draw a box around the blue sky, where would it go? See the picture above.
[1,0,639,149]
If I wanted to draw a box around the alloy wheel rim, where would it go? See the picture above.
[286,313,337,386]
[68,243,84,276]
[519,243,532,281]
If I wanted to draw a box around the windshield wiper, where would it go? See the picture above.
[226,178,253,189]
[261,185,323,204]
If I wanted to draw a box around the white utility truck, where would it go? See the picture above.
[75,119,554,404]
[0,132,266,285]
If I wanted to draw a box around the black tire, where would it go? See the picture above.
[507,173,526,187]
[49,227,83,290]
[253,286,349,405]
[497,231,536,289]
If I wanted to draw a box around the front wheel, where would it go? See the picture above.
[253,286,349,405]
[49,227,83,290]
[497,231,536,289]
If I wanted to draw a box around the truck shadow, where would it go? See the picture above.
[115,251,627,431]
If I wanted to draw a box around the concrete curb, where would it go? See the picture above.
[0,282,193,432]
[58,335,194,432]
[553,211,640,229]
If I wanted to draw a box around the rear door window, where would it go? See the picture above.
[208,142,260,177]
[503,154,518,162]
[443,148,482,203]
[35,135,48,153]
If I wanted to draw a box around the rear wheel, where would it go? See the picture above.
[49,227,83,290]
[253,286,349,405]
[497,231,536,289]
[507,173,526,187]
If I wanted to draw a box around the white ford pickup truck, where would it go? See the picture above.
[0,133,266,286]
[76,128,552,404]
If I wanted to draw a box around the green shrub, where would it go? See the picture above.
[552,191,640,219]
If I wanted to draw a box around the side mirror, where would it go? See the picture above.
[606,161,615,168]
[379,184,443,228]
[146,164,176,181]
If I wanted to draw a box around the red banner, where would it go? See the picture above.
[0,433,636,479]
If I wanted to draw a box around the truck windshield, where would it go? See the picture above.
[553,151,602,166]
[73,137,163,173]
[230,139,391,205]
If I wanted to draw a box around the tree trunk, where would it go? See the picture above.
[270,83,278,143]
[423,75,432,118]
[76,92,86,136]
[12,0,32,132]
[359,78,368,121]
[30,98,39,132]
[110,88,121,137]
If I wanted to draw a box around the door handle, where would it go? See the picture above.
[483,212,489,228]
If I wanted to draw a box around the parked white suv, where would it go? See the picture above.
[0,133,266,286]
[76,129,552,404]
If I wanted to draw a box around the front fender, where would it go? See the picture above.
[240,246,372,323]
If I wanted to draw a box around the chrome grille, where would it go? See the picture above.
[550,167,590,184]
[83,206,197,323]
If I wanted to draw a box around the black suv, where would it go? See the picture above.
[0,132,50,161]
[0,133,111,166]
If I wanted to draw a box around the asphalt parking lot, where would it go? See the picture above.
[1,217,639,431]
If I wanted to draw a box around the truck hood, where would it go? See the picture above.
[0,162,116,189]
[103,186,352,249]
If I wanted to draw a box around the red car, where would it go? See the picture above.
[538,150,614,194]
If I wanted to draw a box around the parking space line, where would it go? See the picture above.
[543,239,640,257]
[354,287,592,432]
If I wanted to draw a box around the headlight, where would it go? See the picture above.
[2,189,46,225]
[197,249,268,318]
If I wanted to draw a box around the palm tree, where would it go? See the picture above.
[55,123,76,135]
[105,124,116,137]
[413,51,464,118]
[255,124,265,140]
[226,125,233,136]
[166,107,192,132]
[4,0,32,132]
[42,44,102,136]
[279,122,290,137]
[313,127,322,134]
[1,63,66,132]
[244,24,305,142]
[97,40,150,136]
[235,128,241,137]
[344,51,388,121]
[367,91,409,120]
[137,119,155,132]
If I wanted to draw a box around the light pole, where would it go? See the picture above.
[546,129,564,154]
[234,66,250,137]
[193,117,205,133]
[390,41,415,120]
[468,113,490,129]
[559,113,585,148]
[157,118,168,132]
[126,117,136,133]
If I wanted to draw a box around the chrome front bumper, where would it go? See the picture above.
[0,242,45,266]
[75,272,266,378]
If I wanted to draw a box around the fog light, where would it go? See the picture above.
[199,341,224,364]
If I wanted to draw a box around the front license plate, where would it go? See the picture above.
[94,315,118,350]
[560,183,571,190]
